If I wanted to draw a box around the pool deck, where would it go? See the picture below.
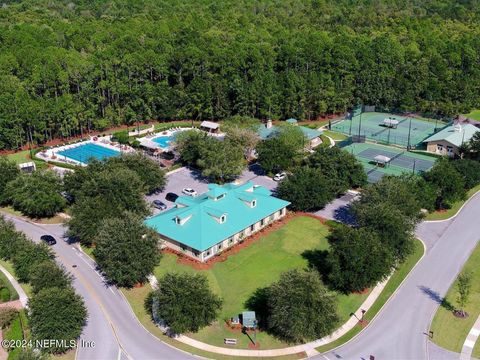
[36,136,135,166]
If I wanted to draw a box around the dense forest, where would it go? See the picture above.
[1,0,480,149]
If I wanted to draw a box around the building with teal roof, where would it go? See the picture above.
[257,120,323,149]
[145,182,290,262]
[423,123,479,157]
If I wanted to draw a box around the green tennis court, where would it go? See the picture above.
[341,142,436,183]
[332,112,447,147]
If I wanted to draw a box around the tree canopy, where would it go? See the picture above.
[93,212,161,288]
[4,171,66,218]
[153,272,222,334]
[0,158,20,205]
[1,0,480,150]
[266,269,338,343]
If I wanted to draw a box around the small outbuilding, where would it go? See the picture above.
[241,311,257,329]
[286,118,298,125]
[18,161,36,173]
[200,121,220,133]
[423,123,479,157]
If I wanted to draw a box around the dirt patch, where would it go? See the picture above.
[162,212,329,270]
[453,310,469,318]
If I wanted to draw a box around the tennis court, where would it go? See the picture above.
[341,142,436,183]
[332,112,446,147]
[58,143,120,164]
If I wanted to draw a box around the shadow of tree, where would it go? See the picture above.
[333,205,357,226]
[244,287,270,330]
[418,285,455,311]
[301,249,331,283]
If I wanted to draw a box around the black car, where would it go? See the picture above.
[165,192,178,202]
[40,235,57,246]
[152,199,167,210]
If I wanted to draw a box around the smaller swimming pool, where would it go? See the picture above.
[151,132,179,149]
[57,143,120,164]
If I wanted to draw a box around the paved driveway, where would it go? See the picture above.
[147,164,277,213]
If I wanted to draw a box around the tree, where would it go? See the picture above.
[0,216,28,261]
[266,269,338,342]
[29,261,73,294]
[356,176,424,221]
[12,242,54,283]
[93,213,161,287]
[327,225,394,293]
[112,130,129,144]
[456,272,472,318]
[423,158,466,209]
[467,131,480,160]
[107,153,166,194]
[223,123,260,159]
[153,273,222,334]
[354,201,415,262]
[276,167,335,211]
[4,171,66,218]
[175,130,208,166]
[0,157,19,205]
[306,146,367,192]
[197,138,246,182]
[28,287,87,354]
[67,168,149,246]
[451,159,480,190]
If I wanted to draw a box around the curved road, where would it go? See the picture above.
[317,192,480,360]
[5,216,194,360]
[5,192,480,360]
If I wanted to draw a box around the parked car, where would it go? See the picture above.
[165,192,179,202]
[182,188,198,197]
[273,172,287,181]
[152,200,167,210]
[40,235,57,246]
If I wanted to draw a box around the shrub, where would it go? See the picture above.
[0,307,18,329]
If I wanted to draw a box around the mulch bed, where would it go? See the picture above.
[162,212,329,270]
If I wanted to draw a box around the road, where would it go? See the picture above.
[5,216,194,360]
[317,192,480,360]
[4,189,479,360]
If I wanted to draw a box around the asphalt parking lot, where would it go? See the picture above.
[146,164,277,213]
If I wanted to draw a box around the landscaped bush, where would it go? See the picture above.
[4,171,66,218]
[0,307,18,329]
[0,287,11,302]
[112,130,129,144]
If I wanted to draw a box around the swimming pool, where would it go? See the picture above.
[151,132,179,149]
[57,143,120,164]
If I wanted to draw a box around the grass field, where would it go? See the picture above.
[430,242,480,357]
[316,239,425,353]
[425,185,480,221]
[152,216,370,349]
[323,130,349,141]
[463,110,480,121]
[0,206,65,225]
[0,268,19,302]
[4,150,48,170]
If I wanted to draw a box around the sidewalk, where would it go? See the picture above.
[148,274,390,357]
[460,315,480,360]
[0,265,28,308]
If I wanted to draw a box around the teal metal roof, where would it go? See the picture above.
[242,311,256,328]
[423,124,479,147]
[144,182,290,252]
[257,124,322,141]
[286,118,298,124]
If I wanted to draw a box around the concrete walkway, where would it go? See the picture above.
[148,273,390,357]
[461,315,480,360]
[0,265,28,308]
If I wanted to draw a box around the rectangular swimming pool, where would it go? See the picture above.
[57,143,120,164]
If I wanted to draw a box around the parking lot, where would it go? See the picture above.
[146,164,278,214]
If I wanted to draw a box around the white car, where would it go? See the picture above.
[273,172,287,181]
[182,188,198,197]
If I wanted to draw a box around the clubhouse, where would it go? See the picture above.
[144,182,290,262]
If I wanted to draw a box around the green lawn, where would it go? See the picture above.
[430,242,480,355]
[153,216,370,349]
[425,185,480,221]
[463,109,480,121]
[4,150,48,170]
[316,239,425,353]
[0,268,19,302]
[323,130,349,141]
